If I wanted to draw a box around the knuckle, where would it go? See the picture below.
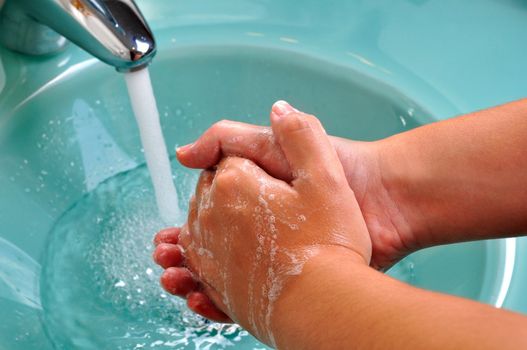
[280,112,311,133]
[323,171,344,188]
[213,168,239,194]
[279,112,321,135]
[211,119,232,132]
[211,159,251,202]
[318,170,347,192]
[217,157,247,174]
[178,224,192,246]
[303,113,319,124]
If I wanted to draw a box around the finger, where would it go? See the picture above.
[153,227,180,246]
[213,156,294,200]
[187,292,232,323]
[160,267,198,297]
[270,100,348,188]
[153,243,184,269]
[176,120,292,180]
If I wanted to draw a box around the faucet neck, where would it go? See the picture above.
[0,0,156,72]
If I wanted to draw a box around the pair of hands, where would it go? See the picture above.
[152,101,412,343]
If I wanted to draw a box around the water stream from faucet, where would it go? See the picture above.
[124,68,180,224]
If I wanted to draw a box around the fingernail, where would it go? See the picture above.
[272,100,298,117]
[176,143,193,154]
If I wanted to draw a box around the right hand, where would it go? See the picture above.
[176,101,415,270]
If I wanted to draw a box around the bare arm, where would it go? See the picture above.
[379,98,527,249]
[273,247,527,350]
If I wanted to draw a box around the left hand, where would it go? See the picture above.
[153,104,372,345]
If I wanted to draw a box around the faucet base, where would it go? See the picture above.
[0,1,68,56]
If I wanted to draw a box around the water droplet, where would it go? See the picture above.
[114,280,126,288]
[399,115,407,127]
[279,36,299,44]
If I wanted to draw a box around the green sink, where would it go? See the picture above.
[1,1,527,349]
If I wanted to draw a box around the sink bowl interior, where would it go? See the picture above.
[0,37,514,350]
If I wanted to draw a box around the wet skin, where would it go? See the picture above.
[153,101,372,340]
[154,227,231,323]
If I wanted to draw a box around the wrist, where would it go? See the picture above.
[375,136,430,252]
[270,246,366,349]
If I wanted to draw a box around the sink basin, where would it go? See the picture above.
[1,0,527,349]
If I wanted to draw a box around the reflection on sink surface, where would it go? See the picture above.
[0,237,40,309]
[1,0,527,347]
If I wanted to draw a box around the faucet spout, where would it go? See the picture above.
[0,0,156,72]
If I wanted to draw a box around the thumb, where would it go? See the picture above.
[270,101,348,190]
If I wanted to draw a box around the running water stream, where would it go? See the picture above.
[124,68,180,224]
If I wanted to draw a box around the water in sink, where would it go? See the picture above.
[40,160,268,349]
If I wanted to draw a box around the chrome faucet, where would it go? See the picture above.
[0,0,156,72]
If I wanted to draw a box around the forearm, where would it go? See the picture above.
[379,99,527,248]
[272,248,527,350]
